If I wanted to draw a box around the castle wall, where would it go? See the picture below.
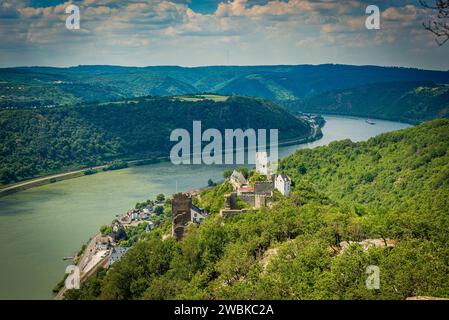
[239,193,255,207]
[220,209,252,218]
[223,192,238,210]
[254,181,274,195]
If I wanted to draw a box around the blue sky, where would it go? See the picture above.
[0,0,448,70]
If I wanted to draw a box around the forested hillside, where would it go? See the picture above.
[0,96,313,185]
[66,119,449,300]
[284,81,449,124]
[2,65,449,109]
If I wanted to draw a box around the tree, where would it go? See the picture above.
[156,193,165,202]
[249,171,267,185]
[154,206,164,215]
[208,179,216,187]
[236,166,249,179]
[0,168,16,184]
[223,169,233,179]
[421,0,449,45]
[100,225,112,236]
[135,202,146,210]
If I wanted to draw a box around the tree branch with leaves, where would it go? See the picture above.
[420,0,449,45]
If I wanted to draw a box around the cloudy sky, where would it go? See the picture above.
[0,0,448,70]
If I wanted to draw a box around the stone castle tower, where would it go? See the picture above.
[172,193,192,240]
[256,151,269,175]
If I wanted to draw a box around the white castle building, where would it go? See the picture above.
[256,152,269,175]
[275,174,291,196]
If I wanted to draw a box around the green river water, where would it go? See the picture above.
[0,116,411,299]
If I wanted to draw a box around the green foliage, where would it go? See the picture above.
[67,120,449,300]
[84,169,97,175]
[163,205,172,218]
[281,119,449,223]
[207,179,216,187]
[53,274,68,294]
[156,194,165,202]
[236,167,249,179]
[223,169,233,179]
[122,223,150,247]
[154,206,164,216]
[249,170,267,185]
[100,239,177,300]
[196,182,233,214]
[77,244,87,258]
[235,198,252,210]
[103,161,128,171]
[135,199,153,210]
[100,225,112,236]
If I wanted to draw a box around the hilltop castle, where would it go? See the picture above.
[220,152,291,217]
[172,152,292,239]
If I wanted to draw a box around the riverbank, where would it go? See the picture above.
[0,156,167,198]
[298,111,420,125]
[0,119,323,198]
[0,168,98,197]
[54,232,107,300]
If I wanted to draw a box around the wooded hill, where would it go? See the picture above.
[65,119,449,300]
[0,96,314,185]
[284,81,449,124]
[2,64,449,113]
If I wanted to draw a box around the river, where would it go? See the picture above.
[0,116,411,299]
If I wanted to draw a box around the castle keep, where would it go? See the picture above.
[172,193,192,240]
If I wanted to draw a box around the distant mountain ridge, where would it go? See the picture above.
[2,64,449,110]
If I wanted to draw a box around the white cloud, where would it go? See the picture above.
[0,0,447,69]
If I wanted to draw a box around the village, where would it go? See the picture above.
[55,194,171,298]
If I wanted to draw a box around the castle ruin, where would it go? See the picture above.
[172,193,192,240]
